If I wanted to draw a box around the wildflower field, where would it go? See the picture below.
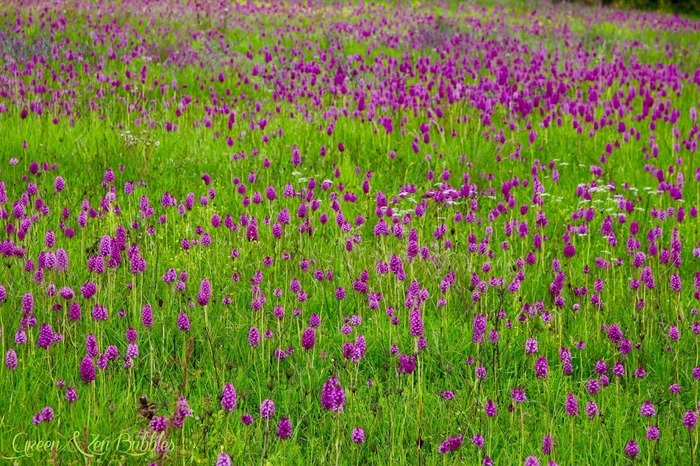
[1,0,700,464]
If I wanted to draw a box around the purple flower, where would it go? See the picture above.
[68,302,81,321]
[15,329,27,345]
[309,314,321,327]
[126,343,139,359]
[54,176,65,192]
[409,308,424,337]
[438,434,463,453]
[586,401,599,419]
[216,453,232,466]
[66,387,78,403]
[606,325,623,345]
[177,312,190,331]
[248,327,260,348]
[37,407,54,423]
[542,434,554,455]
[291,146,302,166]
[612,361,624,377]
[92,305,108,321]
[260,399,276,419]
[241,414,254,425]
[640,401,656,417]
[472,314,487,343]
[277,417,292,440]
[525,338,539,354]
[80,356,96,384]
[5,349,17,370]
[197,278,211,306]
[351,427,365,444]
[669,325,680,341]
[301,327,316,351]
[586,379,600,395]
[59,287,75,300]
[221,384,237,412]
[397,354,416,374]
[535,356,549,378]
[684,410,698,430]
[511,387,526,403]
[37,323,54,349]
[85,334,99,357]
[670,274,682,292]
[484,399,497,417]
[97,355,109,370]
[693,367,700,380]
[141,304,153,327]
[563,242,576,258]
[321,376,346,412]
[81,282,97,299]
[595,359,608,374]
[22,293,34,313]
[126,328,138,342]
[150,416,168,432]
[625,440,639,458]
[565,393,579,416]
[171,397,192,428]
[647,425,660,440]
[470,363,486,379]
[524,457,539,466]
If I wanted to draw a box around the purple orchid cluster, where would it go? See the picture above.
[1,0,700,464]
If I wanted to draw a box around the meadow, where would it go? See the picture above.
[1,0,700,464]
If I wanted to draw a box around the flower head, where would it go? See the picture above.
[177,312,190,331]
[625,440,639,458]
[565,393,579,416]
[216,453,232,466]
[640,401,656,417]
[301,327,316,351]
[397,354,416,374]
[66,387,78,403]
[484,399,497,417]
[321,376,346,412]
[586,401,599,419]
[542,434,554,455]
[525,338,539,354]
[511,387,527,403]
[80,356,96,384]
[684,410,698,430]
[221,384,237,412]
[5,349,18,370]
[277,417,292,439]
[260,399,276,419]
[409,308,424,337]
[438,434,463,453]
[197,278,211,306]
[647,425,659,441]
[535,356,549,378]
[351,427,365,444]
[248,327,260,348]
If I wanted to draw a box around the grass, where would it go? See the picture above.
[0,0,700,464]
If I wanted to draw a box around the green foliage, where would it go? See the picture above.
[0,1,699,465]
